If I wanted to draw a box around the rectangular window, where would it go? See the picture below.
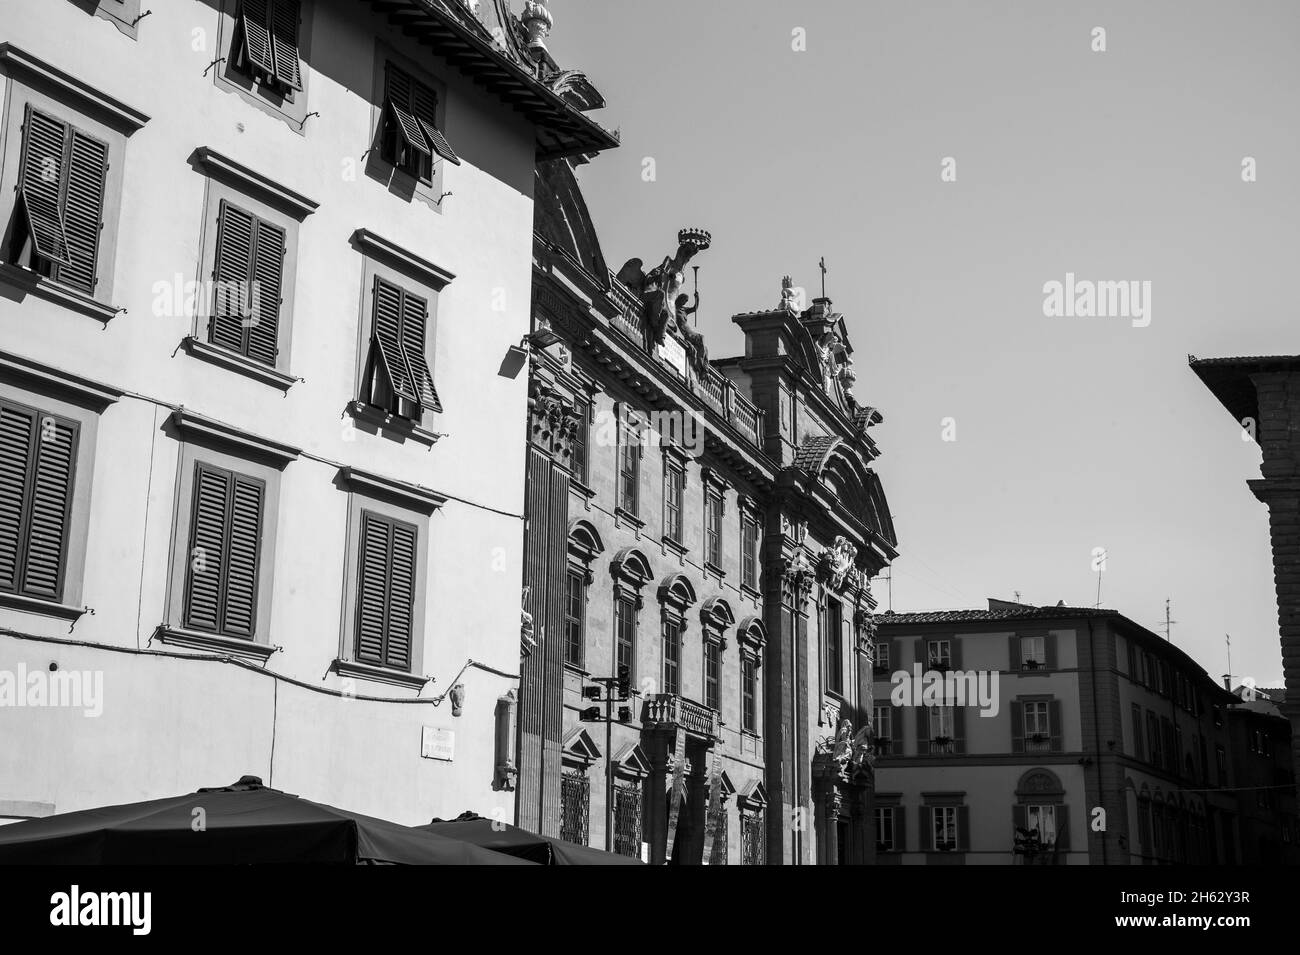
[1025,805,1056,845]
[559,770,590,845]
[1131,703,1145,761]
[741,513,759,589]
[615,596,636,678]
[232,0,303,96]
[664,460,683,544]
[933,806,958,851]
[741,654,757,734]
[1148,712,1163,768]
[825,597,843,694]
[208,200,285,367]
[927,639,951,669]
[873,704,892,754]
[929,705,954,746]
[741,810,765,865]
[0,399,79,602]
[875,806,895,852]
[354,510,418,672]
[362,275,440,421]
[619,416,640,517]
[1024,700,1050,751]
[8,105,108,295]
[613,781,641,858]
[563,569,584,668]
[704,639,720,711]
[381,61,460,186]
[183,462,265,639]
[705,490,722,566]
[663,618,682,696]
[1019,635,1045,668]
[571,395,589,484]
[874,641,890,672]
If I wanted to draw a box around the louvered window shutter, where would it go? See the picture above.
[210,201,255,354]
[0,402,79,602]
[269,0,303,91]
[183,463,264,638]
[1044,633,1057,669]
[16,106,72,266]
[399,290,441,412]
[1009,634,1019,670]
[1054,805,1070,851]
[411,79,460,165]
[354,511,418,671]
[51,128,108,294]
[953,703,966,754]
[919,806,932,851]
[385,64,428,160]
[957,806,970,852]
[915,705,928,755]
[1010,700,1024,752]
[893,806,905,851]
[239,0,277,77]
[246,218,285,366]
[367,276,417,406]
[1013,805,1027,840]
[1049,700,1063,752]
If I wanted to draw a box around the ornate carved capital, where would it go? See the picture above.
[779,549,815,610]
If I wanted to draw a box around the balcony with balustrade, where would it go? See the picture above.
[644,693,721,741]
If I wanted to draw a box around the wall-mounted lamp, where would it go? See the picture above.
[525,316,561,350]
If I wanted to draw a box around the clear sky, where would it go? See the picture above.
[547,0,1299,687]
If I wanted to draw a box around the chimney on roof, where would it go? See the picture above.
[1222,674,1232,691]
[1056,600,1065,607]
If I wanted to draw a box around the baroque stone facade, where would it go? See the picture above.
[516,158,898,863]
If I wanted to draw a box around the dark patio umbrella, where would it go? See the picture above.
[419,812,643,865]
[0,776,533,865]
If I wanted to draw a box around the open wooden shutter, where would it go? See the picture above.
[210,201,255,354]
[915,705,928,755]
[1044,633,1057,669]
[892,805,905,852]
[399,289,441,412]
[1008,634,1019,670]
[0,404,35,594]
[369,277,417,403]
[269,0,303,91]
[356,512,390,666]
[221,474,264,637]
[957,806,970,852]
[890,701,904,753]
[1132,706,1145,761]
[185,464,230,632]
[17,106,72,266]
[239,0,276,77]
[385,64,429,159]
[953,703,966,754]
[1055,805,1070,851]
[52,127,108,294]
[918,805,932,852]
[246,217,285,367]
[411,79,460,165]
[21,415,77,600]
[1013,804,1027,840]
[1010,699,1024,752]
[385,520,417,670]
[1049,700,1063,751]
[949,636,961,670]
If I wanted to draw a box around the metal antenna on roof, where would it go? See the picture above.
[819,256,828,300]
[1160,598,1177,642]
[692,266,699,327]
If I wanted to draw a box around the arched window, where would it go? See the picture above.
[564,521,604,670]
[699,597,734,713]
[1014,768,1068,864]
[610,548,652,683]
[656,574,697,697]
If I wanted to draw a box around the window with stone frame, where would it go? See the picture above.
[741,653,758,734]
[741,807,765,865]
[875,805,896,852]
[873,704,892,755]
[616,595,636,680]
[663,457,684,545]
[662,616,682,697]
[613,779,642,858]
[740,511,759,591]
[617,409,641,519]
[563,567,585,669]
[703,637,720,711]
[932,805,958,852]
[570,393,590,485]
[1019,635,1046,668]
[927,638,951,670]
[824,595,844,695]
[559,769,590,846]
[704,487,723,567]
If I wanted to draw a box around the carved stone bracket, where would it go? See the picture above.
[528,378,581,461]
[779,549,815,610]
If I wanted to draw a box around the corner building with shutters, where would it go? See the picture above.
[517,159,899,863]
[0,1,616,826]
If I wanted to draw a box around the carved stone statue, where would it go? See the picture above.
[820,536,858,591]
[838,356,857,390]
[779,275,800,312]
[850,723,874,770]
[520,585,537,657]
[674,292,710,379]
[616,228,711,350]
[831,718,854,766]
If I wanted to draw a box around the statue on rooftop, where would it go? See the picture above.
[674,292,710,379]
[616,228,711,350]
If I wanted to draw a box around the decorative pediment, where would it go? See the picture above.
[737,779,768,810]
[699,596,735,635]
[737,616,767,654]
[610,548,653,588]
[562,726,602,767]
[718,769,737,800]
[568,519,605,563]
[613,742,652,779]
[657,573,697,612]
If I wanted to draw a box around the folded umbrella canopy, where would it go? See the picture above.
[0,777,533,865]
[419,813,643,865]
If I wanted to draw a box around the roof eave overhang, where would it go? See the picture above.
[364,0,620,160]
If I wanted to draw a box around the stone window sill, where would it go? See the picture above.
[334,657,430,691]
[182,337,297,391]
[155,625,277,663]
[347,400,442,447]
[0,591,88,620]
[0,263,120,323]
